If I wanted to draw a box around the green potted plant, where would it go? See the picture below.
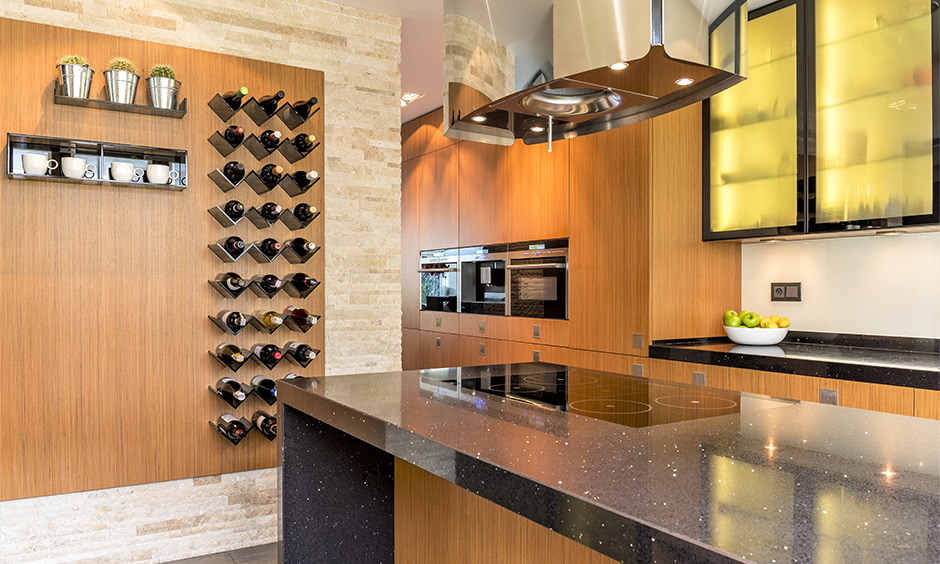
[146,64,181,110]
[103,56,140,104]
[56,55,94,98]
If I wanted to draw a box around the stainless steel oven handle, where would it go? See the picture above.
[418,268,458,273]
[506,264,567,270]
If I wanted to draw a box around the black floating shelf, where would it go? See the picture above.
[241,98,279,126]
[244,171,277,195]
[207,93,241,122]
[209,279,250,300]
[207,168,244,192]
[249,278,283,299]
[251,350,284,371]
[281,245,320,264]
[208,314,254,336]
[251,376,278,406]
[284,316,320,333]
[209,382,253,409]
[246,207,279,229]
[209,417,253,446]
[208,349,252,373]
[246,244,281,264]
[248,316,283,335]
[280,208,319,231]
[208,205,246,228]
[284,278,320,299]
[279,175,319,198]
[276,103,319,131]
[277,140,320,164]
[209,242,248,263]
[207,130,244,157]
[243,134,281,161]
[286,349,319,368]
[54,81,187,119]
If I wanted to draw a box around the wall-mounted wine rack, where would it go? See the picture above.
[208,91,320,131]
[209,312,253,336]
[207,167,245,192]
[251,376,278,405]
[207,129,245,157]
[209,378,253,409]
[208,204,247,228]
[209,347,252,373]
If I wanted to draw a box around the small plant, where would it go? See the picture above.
[59,55,87,66]
[107,57,137,74]
[149,64,176,80]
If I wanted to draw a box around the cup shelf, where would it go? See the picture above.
[243,134,282,161]
[277,139,320,164]
[248,316,284,335]
[281,245,320,264]
[208,205,247,228]
[283,276,320,299]
[208,349,252,373]
[284,316,320,333]
[209,242,248,263]
[241,98,280,126]
[208,313,254,336]
[209,381,253,409]
[209,278,251,300]
[209,417,253,446]
[207,168,245,192]
[276,103,319,131]
[280,207,319,230]
[279,174,319,198]
[207,130,244,157]
[54,80,187,118]
[246,244,281,264]
[251,376,278,406]
[246,207,280,229]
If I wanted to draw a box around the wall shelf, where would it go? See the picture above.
[207,168,244,192]
[54,80,187,118]
[208,313,254,336]
[278,139,319,163]
[241,98,279,126]
[276,103,319,131]
[280,208,319,230]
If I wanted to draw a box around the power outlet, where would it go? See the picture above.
[771,282,802,302]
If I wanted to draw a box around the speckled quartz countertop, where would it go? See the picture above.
[280,362,940,563]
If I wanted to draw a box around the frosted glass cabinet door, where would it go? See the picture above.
[705,2,804,240]
[811,0,939,231]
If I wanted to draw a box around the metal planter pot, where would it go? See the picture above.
[57,64,94,98]
[146,76,181,110]
[104,69,140,104]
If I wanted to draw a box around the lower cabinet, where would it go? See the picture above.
[914,389,940,420]
[402,328,421,371]
[458,336,525,367]
[418,331,460,369]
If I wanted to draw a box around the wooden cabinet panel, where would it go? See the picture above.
[458,141,509,246]
[458,336,514,367]
[506,140,569,242]
[818,378,914,416]
[402,108,456,162]
[914,389,940,420]
[568,122,651,355]
[565,349,645,376]
[420,311,460,334]
[509,318,569,347]
[648,359,729,385]
[758,371,820,403]
[418,144,459,250]
[402,329,421,371]
[418,331,460,369]
[459,314,509,340]
[712,367,763,395]
[402,159,421,330]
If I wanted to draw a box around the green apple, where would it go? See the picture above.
[725,315,741,328]
[722,310,739,325]
[741,312,761,328]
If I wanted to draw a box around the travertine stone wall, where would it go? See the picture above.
[443,12,515,118]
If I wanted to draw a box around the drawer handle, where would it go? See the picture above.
[435,337,441,348]
[435,317,442,327]
[479,320,486,333]
[479,343,486,356]
[532,325,541,339]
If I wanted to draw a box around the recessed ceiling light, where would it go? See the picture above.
[471,116,487,123]
[675,77,694,86]
[609,61,629,71]
[530,126,545,133]
[400,92,424,107]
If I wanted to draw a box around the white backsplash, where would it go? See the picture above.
[741,231,940,338]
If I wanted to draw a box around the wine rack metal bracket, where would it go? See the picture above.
[276,103,319,131]
[207,93,239,122]
[249,278,283,299]
[251,348,284,371]
[246,244,281,264]
[246,207,280,229]
[243,134,281,161]
[209,418,253,445]
[7,133,188,192]
[208,382,253,409]
[208,349,252,373]
[209,242,248,263]
[279,175,319,198]
[284,317,320,333]
[54,80,188,119]
[281,245,320,264]
[208,314,254,336]
[283,278,320,299]
[256,428,277,442]
[207,130,244,157]
[208,205,247,228]
[251,378,278,406]
[207,168,244,192]
[241,98,279,126]
[280,208,319,230]
[209,278,250,299]
[286,350,319,368]
[244,171,276,195]
[277,139,320,163]
[248,316,283,335]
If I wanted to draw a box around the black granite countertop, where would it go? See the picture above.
[650,331,940,390]
[280,362,940,564]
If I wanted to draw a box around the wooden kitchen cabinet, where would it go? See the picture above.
[420,311,460,334]
[508,318,569,348]
[458,141,509,246]
[418,144,459,251]
[648,359,729,386]
[402,328,421,371]
[457,336,518,367]
[914,389,940,420]
[402,108,457,162]
[418,331,460,369]
[402,158,421,330]
[505,140,569,242]
[458,314,509,341]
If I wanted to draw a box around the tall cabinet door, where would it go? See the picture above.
[811,0,939,231]
[505,140,569,242]
[458,141,509,246]
[402,158,421,330]
[704,1,804,240]
[418,145,459,250]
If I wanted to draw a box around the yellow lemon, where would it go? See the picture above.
[770,315,780,323]
[777,318,791,328]
[765,322,779,329]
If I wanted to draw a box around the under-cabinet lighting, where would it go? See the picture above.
[609,61,629,71]
[675,77,694,86]
[471,116,487,123]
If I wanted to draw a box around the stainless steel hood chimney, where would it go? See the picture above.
[443,0,748,145]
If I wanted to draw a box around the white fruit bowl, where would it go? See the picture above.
[724,326,788,346]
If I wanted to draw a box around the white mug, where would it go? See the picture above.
[22,153,58,176]
[61,157,96,179]
[146,164,179,185]
[110,161,144,182]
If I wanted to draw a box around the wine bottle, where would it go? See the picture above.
[286,238,317,257]
[256,274,283,293]
[251,375,277,402]
[223,125,245,146]
[291,133,316,153]
[283,306,318,327]
[216,343,246,364]
[290,170,318,189]
[292,203,317,223]
[218,310,248,332]
[216,272,249,292]
[259,129,282,150]
[256,238,282,258]
[252,309,283,330]
[216,414,248,440]
[284,373,302,379]
[251,410,277,439]
[285,341,319,361]
[259,164,284,188]
[215,377,247,403]
[288,272,319,292]
[222,199,245,220]
[292,97,318,120]
[259,202,283,222]
[252,343,283,364]
[257,91,285,114]
[222,161,246,184]
[219,236,246,256]
[221,87,249,110]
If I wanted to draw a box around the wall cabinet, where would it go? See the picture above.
[458,141,510,246]
[505,140,569,242]
[402,159,421,330]
[418,144,459,250]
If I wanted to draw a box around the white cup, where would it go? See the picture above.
[110,161,144,182]
[146,164,179,185]
[22,153,58,176]
[61,157,96,179]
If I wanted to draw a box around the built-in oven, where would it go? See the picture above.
[507,239,568,320]
[419,249,459,312]
[459,245,508,315]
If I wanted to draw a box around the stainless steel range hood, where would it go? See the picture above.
[443,0,748,145]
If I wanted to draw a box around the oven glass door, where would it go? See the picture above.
[508,258,567,319]
[420,264,459,312]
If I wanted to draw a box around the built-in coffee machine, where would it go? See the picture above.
[459,245,507,315]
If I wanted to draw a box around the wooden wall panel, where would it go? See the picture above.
[458,141,509,246]
[402,328,421,371]
[0,19,324,500]
[402,108,456,162]
[401,158,420,330]
[418,144,459,250]
[505,140,569,242]
[914,389,940,420]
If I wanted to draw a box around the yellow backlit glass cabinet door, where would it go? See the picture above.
[811,0,939,231]
[705,1,805,240]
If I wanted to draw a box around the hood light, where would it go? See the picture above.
[470,116,487,123]
[608,62,629,71]
[675,78,695,86]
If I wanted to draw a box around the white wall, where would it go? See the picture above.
[741,231,940,338]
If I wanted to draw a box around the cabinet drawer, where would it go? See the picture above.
[508,318,568,347]
[458,314,509,340]
[458,336,516,367]
[420,311,460,334]
[418,331,460,369]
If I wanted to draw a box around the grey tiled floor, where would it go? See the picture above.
[166,542,276,564]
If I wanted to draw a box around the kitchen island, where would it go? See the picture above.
[278,363,940,563]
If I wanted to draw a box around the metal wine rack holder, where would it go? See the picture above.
[242,134,281,161]
[248,275,283,299]
[251,377,278,406]
[208,348,253,373]
[240,98,280,126]
[281,245,320,264]
[251,346,284,371]
[209,241,249,263]
[280,207,319,230]
[286,347,320,368]
[207,167,245,192]
[277,137,319,164]
[208,205,247,228]
[246,207,280,229]
[208,313,254,336]
[208,381,253,409]
[209,417,253,446]
[276,103,320,131]
[284,316,320,334]
[208,277,250,300]
[283,276,320,299]
[246,243,281,264]
[248,316,284,335]
[207,130,245,157]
